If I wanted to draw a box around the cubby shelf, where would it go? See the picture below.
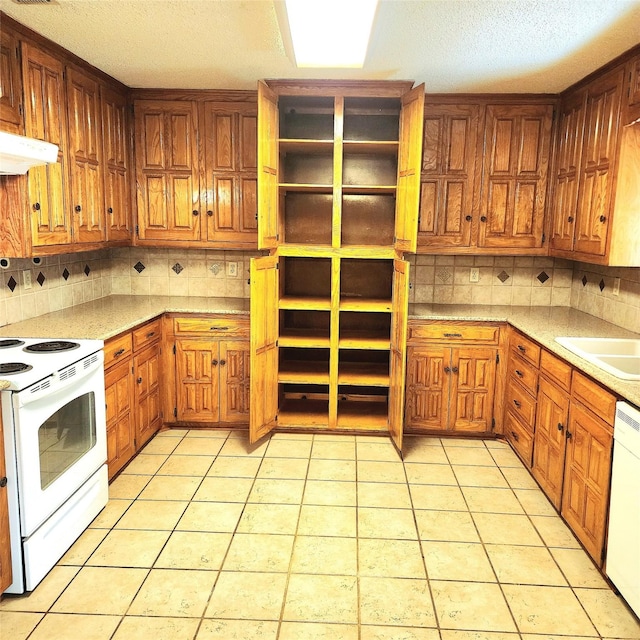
[337,362,390,387]
[279,329,331,348]
[279,360,330,384]
[337,401,389,429]
[279,296,332,311]
[279,139,334,153]
[279,184,333,193]
[338,330,391,350]
[339,298,393,312]
[278,399,330,427]
[343,140,399,154]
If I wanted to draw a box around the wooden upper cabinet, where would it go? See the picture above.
[21,41,71,248]
[573,67,624,257]
[478,104,553,250]
[418,102,479,249]
[549,89,586,253]
[203,102,258,245]
[135,100,201,241]
[395,85,425,253]
[66,66,104,244]
[257,81,279,250]
[101,85,132,243]
[0,29,22,132]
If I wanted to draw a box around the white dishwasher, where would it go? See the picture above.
[606,401,640,618]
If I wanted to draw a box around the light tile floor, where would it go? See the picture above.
[2,430,639,640]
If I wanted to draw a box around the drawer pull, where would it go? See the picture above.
[0,476,7,488]
[451,366,459,374]
[220,359,226,366]
[212,359,219,366]
[210,326,229,331]
[444,333,463,338]
[511,431,519,441]
[513,399,522,408]
[557,422,564,432]
[444,366,451,374]
[517,345,526,353]
[515,369,524,378]
[146,331,155,338]
[113,348,125,358]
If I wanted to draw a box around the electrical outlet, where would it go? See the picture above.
[22,270,32,290]
[470,267,480,283]
[613,277,621,296]
[226,261,238,278]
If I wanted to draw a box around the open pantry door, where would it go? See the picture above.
[249,255,279,444]
[395,84,425,253]
[388,258,410,453]
[257,81,279,250]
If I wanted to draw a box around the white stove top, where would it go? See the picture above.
[0,338,104,391]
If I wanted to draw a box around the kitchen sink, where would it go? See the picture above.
[556,337,640,381]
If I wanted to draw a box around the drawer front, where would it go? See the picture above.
[571,371,616,425]
[505,410,534,467]
[104,332,133,369]
[507,352,538,396]
[408,322,500,344]
[506,378,537,427]
[132,318,162,352]
[510,331,541,367]
[540,349,572,391]
[174,315,249,338]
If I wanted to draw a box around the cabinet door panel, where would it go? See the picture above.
[561,403,613,564]
[135,343,162,447]
[250,256,279,443]
[389,259,409,451]
[405,346,448,430]
[239,111,258,171]
[479,104,552,249]
[574,68,624,257]
[257,82,279,249]
[532,377,569,509]
[0,29,22,129]
[102,86,132,242]
[176,339,219,423]
[135,101,200,240]
[22,42,71,247]
[418,103,478,249]
[395,84,424,252]
[105,360,134,479]
[0,412,12,594]
[550,91,586,252]
[450,347,496,432]
[219,341,250,423]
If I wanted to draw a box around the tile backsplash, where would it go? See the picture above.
[1,248,639,334]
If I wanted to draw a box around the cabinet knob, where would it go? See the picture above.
[480,215,487,222]
[444,366,451,374]
[465,215,472,222]
[557,422,564,432]
[146,331,155,338]
[568,216,574,223]
[451,366,459,374]
[513,399,522,408]
[566,429,572,440]
[220,359,226,366]
[107,207,113,214]
[515,369,524,378]
[212,359,218,366]
[511,431,519,441]
[0,477,7,488]
[599,215,606,223]
[114,348,125,358]
[137,377,142,384]
[517,345,526,353]
[33,202,41,211]
[192,210,199,216]
[75,205,82,212]
[207,210,213,217]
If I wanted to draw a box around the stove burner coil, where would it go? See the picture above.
[0,362,33,374]
[0,339,25,349]
[24,341,81,353]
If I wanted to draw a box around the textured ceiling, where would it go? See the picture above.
[2,0,640,92]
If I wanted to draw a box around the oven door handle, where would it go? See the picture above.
[16,350,105,409]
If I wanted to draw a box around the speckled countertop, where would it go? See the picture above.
[0,295,637,407]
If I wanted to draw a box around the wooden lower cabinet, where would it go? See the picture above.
[0,410,12,594]
[405,322,500,433]
[171,315,250,424]
[104,317,163,479]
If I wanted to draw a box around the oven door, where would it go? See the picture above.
[12,351,107,536]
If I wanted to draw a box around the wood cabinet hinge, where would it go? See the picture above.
[173,344,176,355]
[495,353,500,364]
[491,417,495,429]
[275,263,279,270]
[541,233,546,244]
[18,103,23,116]
[173,407,177,418]
[135,225,139,237]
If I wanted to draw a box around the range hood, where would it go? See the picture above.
[0,131,59,175]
